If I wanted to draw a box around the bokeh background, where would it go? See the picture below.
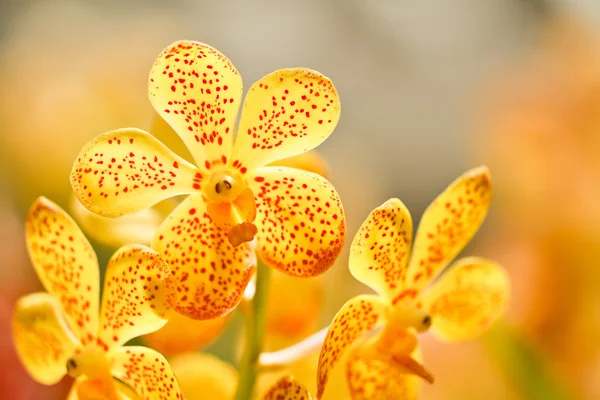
[1,0,599,398]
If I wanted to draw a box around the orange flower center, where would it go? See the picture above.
[66,346,120,399]
[203,168,258,247]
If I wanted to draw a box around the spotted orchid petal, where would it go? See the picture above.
[152,193,256,319]
[231,69,340,173]
[98,245,171,350]
[143,312,230,356]
[68,377,140,400]
[263,376,313,400]
[149,40,243,167]
[405,167,493,292]
[249,166,345,277]
[170,353,237,400]
[423,257,510,342]
[346,353,421,400]
[12,293,79,385]
[110,346,182,400]
[269,150,330,179]
[317,295,387,399]
[26,197,99,343]
[71,128,201,218]
[350,198,413,303]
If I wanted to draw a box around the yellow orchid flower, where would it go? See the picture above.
[71,40,346,321]
[262,376,313,400]
[12,197,182,399]
[316,167,510,399]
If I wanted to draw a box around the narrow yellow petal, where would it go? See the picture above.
[317,295,387,399]
[110,346,182,400]
[169,353,237,400]
[232,68,340,172]
[350,198,413,302]
[269,151,330,179]
[71,128,201,218]
[406,166,493,291]
[262,376,313,400]
[249,167,345,277]
[152,193,256,319]
[69,195,165,248]
[346,353,421,400]
[26,197,99,343]
[423,257,510,342]
[149,40,243,167]
[13,292,78,385]
[143,312,230,356]
[98,245,171,349]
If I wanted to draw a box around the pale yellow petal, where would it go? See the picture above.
[110,346,182,400]
[71,128,201,218]
[98,245,171,349]
[350,198,412,302]
[249,167,345,277]
[149,40,243,167]
[169,353,237,400]
[262,376,312,400]
[317,295,387,399]
[406,166,492,292]
[26,197,99,343]
[13,292,78,385]
[268,151,330,179]
[424,257,510,342]
[232,68,340,172]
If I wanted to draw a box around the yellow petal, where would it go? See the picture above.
[71,128,201,218]
[26,197,99,343]
[232,68,340,172]
[350,198,413,302]
[152,193,256,319]
[268,151,330,179]
[148,40,243,167]
[110,346,182,400]
[69,195,165,248]
[98,245,171,349]
[249,167,345,277]
[68,377,141,400]
[266,270,324,339]
[13,292,78,385]
[169,353,237,400]
[262,376,313,400]
[142,312,230,356]
[405,166,493,292]
[423,257,510,342]
[346,353,421,400]
[317,295,387,399]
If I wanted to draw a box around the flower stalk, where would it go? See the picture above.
[234,259,272,400]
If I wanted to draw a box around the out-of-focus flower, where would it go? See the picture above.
[473,18,600,398]
[71,40,345,321]
[317,167,510,399]
[13,197,182,399]
[170,353,238,400]
[261,376,313,400]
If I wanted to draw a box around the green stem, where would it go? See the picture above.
[234,260,271,400]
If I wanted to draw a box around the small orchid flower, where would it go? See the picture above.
[71,40,345,320]
[12,197,182,399]
[317,167,510,399]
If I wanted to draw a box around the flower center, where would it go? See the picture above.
[387,301,432,334]
[66,346,112,380]
[203,168,258,247]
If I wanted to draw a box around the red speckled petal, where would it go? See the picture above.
[405,167,493,292]
[98,245,171,350]
[350,198,413,302]
[110,346,182,400]
[26,197,99,343]
[249,166,345,277]
[423,257,510,342]
[262,376,313,400]
[152,193,256,319]
[317,295,387,399]
[149,40,243,167]
[231,68,340,173]
[13,293,79,385]
[71,128,201,218]
[346,353,421,400]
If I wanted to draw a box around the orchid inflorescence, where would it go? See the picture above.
[12,40,510,400]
